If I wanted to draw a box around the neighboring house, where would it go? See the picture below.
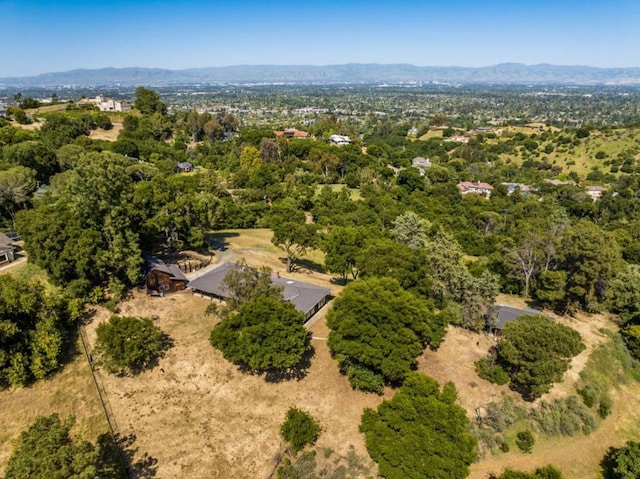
[328,134,352,145]
[543,178,577,186]
[487,304,543,336]
[274,128,311,138]
[457,181,494,198]
[176,161,194,173]
[501,183,537,196]
[411,157,431,176]
[0,233,16,264]
[586,185,607,201]
[189,261,331,321]
[0,105,6,118]
[446,135,469,143]
[407,127,419,136]
[84,95,132,112]
[143,255,189,295]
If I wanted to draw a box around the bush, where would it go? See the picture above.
[530,396,598,436]
[598,394,612,419]
[475,357,510,385]
[280,408,321,454]
[346,363,384,394]
[516,431,535,453]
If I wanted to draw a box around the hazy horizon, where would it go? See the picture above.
[2,0,639,77]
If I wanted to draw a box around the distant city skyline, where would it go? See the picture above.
[1,0,639,77]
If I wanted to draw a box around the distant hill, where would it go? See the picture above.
[2,63,640,87]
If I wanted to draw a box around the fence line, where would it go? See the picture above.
[78,324,133,478]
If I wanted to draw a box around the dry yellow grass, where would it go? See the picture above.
[0,343,108,477]
[88,122,122,141]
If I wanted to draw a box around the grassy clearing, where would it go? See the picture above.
[470,329,640,479]
[0,341,108,476]
[315,184,362,201]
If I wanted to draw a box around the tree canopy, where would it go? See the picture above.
[4,414,123,479]
[602,441,640,479]
[94,315,169,375]
[327,277,445,393]
[0,275,82,387]
[280,407,321,454]
[360,373,477,479]
[481,315,585,399]
[210,295,310,373]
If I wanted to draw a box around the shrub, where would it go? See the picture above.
[475,357,510,385]
[516,431,534,453]
[280,408,321,454]
[346,363,384,394]
[530,396,598,436]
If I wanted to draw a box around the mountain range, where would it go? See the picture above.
[2,63,640,87]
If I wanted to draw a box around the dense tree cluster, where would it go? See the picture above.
[327,277,445,393]
[602,441,640,479]
[4,414,123,479]
[360,373,477,479]
[0,275,82,387]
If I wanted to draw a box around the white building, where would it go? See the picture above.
[329,134,351,145]
[86,95,132,112]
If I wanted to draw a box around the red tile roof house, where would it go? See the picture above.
[274,128,312,138]
[457,181,494,198]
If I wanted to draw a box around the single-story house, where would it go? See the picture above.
[275,128,311,138]
[176,161,194,173]
[189,262,330,321]
[487,304,543,336]
[457,181,494,198]
[143,255,189,295]
[328,134,351,145]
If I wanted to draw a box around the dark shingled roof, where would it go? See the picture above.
[0,232,13,245]
[189,262,330,316]
[493,304,542,330]
[143,254,188,282]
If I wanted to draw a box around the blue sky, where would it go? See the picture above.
[1,0,639,77]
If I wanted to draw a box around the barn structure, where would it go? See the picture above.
[143,255,189,295]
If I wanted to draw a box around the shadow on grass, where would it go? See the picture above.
[207,231,240,252]
[278,257,326,275]
[237,345,315,383]
[115,433,159,478]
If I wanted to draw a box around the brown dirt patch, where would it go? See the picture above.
[89,122,122,141]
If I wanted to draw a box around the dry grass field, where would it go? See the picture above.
[89,122,122,141]
[0,344,108,477]
[1,230,640,478]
